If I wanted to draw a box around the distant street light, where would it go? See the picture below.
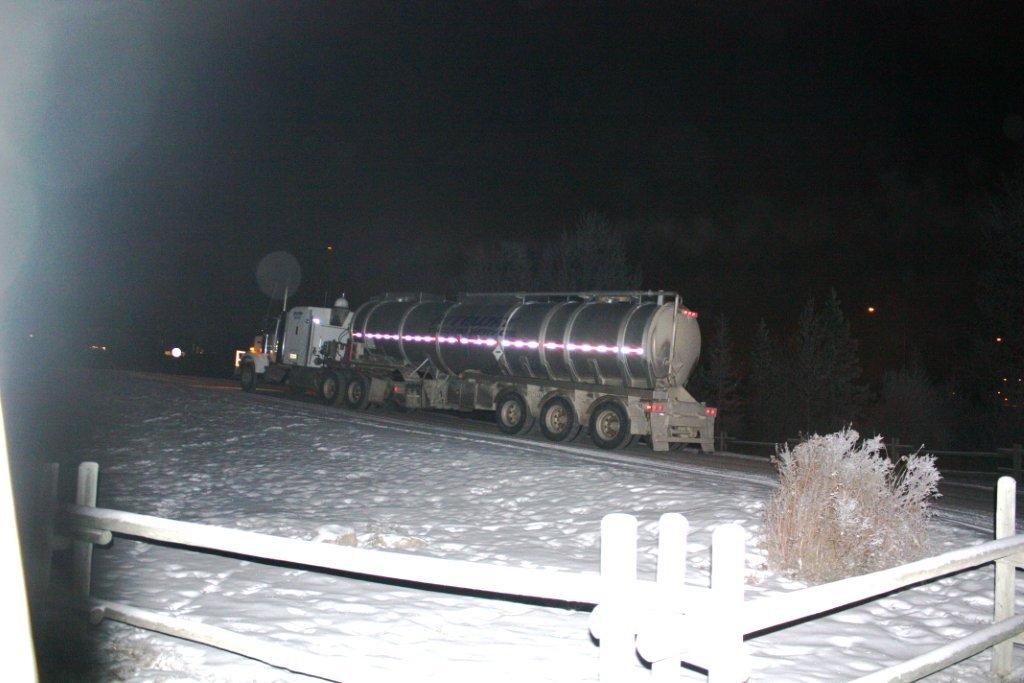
[996,337,1004,344]
[866,306,876,315]
[170,347,183,358]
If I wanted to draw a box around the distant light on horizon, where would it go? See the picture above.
[170,347,182,358]
[866,306,876,314]
[996,337,1004,344]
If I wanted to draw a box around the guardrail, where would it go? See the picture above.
[716,433,1024,481]
[58,462,1024,681]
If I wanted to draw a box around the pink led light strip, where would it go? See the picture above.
[352,332,644,356]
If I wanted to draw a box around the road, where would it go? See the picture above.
[143,370,1014,533]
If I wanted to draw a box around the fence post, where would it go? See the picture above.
[1013,444,1022,484]
[993,476,1016,679]
[599,513,638,683]
[717,430,726,453]
[652,513,688,682]
[73,462,99,600]
[708,524,746,683]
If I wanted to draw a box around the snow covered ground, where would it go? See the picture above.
[57,372,1023,681]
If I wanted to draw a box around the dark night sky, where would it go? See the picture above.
[1,2,1022,381]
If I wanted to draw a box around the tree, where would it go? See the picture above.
[538,211,642,290]
[977,169,1024,421]
[790,298,830,435]
[461,211,642,293]
[871,355,952,448]
[461,240,533,291]
[818,289,869,429]
[691,315,742,433]
[785,290,867,435]
[747,319,784,439]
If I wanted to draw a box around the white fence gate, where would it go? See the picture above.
[57,462,1024,681]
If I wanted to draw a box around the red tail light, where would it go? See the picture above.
[704,406,718,418]
[643,401,665,413]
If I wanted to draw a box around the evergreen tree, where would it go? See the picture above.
[464,212,642,293]
[790,297,829,435]
[462,241,533,291]
[975,169,1024,443]
[539,211,642,290]
[692,315,742,433]
[784,290,867,435]
[748,319,783,439]
[872,354,952,447]
[818,289,868,429]
[978,169,1024,379]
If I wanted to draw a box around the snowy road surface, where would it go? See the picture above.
[62,372,1021,681]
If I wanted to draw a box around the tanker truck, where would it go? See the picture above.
[239,291,716,452]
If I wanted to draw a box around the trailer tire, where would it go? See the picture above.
[495,391,533,435]
[318,371,341,405]
[539,396,580,442]
[240,363,258,392]
[588,400,632,450]
[342,373,370,410]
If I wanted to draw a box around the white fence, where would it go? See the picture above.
[58,462,1024,682]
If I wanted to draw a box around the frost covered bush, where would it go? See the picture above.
[764,429,940,584]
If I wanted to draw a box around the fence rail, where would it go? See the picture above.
[58,462,1024,682]
[89,598,367,682]
[69,504,605,605]
[742,531,1024,634]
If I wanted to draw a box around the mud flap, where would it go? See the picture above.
[650,413,670,452]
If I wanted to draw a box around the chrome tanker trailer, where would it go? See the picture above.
[320,291,715,451]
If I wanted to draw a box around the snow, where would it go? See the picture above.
[67,372,1022,681]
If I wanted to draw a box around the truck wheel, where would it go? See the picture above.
[342,373,370,410]
[240,363,258,392]
[318,371,341,405]
[539,396,580,442]
[589,401,632,450]
[495,391,533,435]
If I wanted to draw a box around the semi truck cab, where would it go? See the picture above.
[238,298,353,395]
